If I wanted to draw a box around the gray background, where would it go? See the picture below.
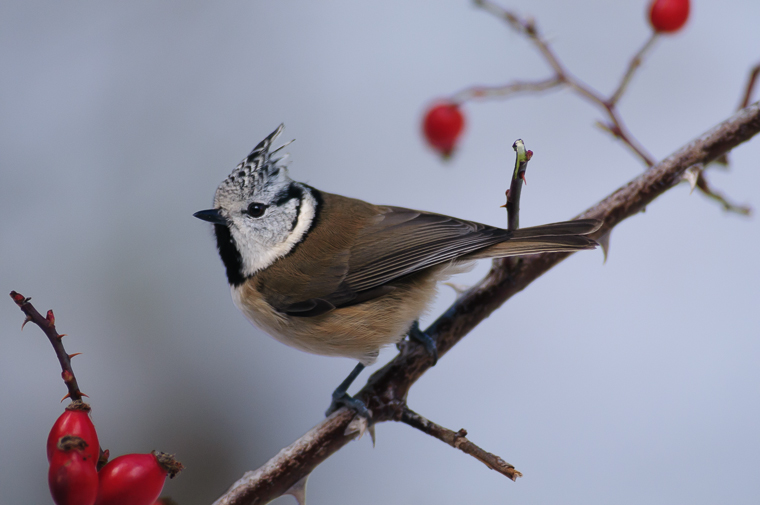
[2,1,759,504]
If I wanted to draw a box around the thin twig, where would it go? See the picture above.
[400,407,522,481]
[505,139,531,231]
[601,105,656,167]
[452,77,563,102]
[695,172,752,215]
[9,292,85,402]
[212,101,760,505]
[739,63,760,110]
[609,33,659,106]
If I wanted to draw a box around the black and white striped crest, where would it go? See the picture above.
[214,125,294,209]
[239,123,286,174]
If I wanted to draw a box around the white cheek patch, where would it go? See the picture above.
[237,190,317,276]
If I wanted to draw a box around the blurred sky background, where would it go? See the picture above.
[2,1,759,504]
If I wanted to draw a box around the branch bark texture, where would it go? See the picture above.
[214,101,760,505]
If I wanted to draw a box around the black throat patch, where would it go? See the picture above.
[213,224,246,287]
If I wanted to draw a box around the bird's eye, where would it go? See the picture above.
[246,202,268,218]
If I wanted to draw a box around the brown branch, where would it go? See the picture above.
[399,407,522,481]
[9,292,85,402]
[212,102,760,505]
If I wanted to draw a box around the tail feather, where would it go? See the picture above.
[465,234,598,259]
[510,218,602,239]
[461,218,601,261]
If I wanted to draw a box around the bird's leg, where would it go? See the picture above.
[325,362,370,418]
[408,320,438,366]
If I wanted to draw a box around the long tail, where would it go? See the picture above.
[465,218,602,259]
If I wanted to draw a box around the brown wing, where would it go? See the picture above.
[341,207,599,293]
[341,206,512,293]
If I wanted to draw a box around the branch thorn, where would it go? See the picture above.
[285,474,309,505]
[21,315,32,330]
[598,230,612,264]
[344,414,372,439]
[682,164,702,193]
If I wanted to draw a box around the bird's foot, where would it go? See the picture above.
[408,320,438,366]
[325,391,371,419]
[325,362,370,418]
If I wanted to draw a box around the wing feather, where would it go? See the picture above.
[265,193,599,317]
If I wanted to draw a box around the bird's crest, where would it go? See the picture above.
[216,124,294,203]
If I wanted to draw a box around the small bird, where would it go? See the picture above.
[195,125,600,417]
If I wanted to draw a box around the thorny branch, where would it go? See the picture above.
[10,292,86,402]
[213,101,760,505]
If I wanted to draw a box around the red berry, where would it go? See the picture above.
[48,436,99,505]
[95,452,184,505]
[649,0,690,33]
[423,102,465,158]
[47,402,100,463]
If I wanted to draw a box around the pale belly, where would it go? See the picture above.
[230,263,465,365]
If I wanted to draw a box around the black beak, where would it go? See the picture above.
[193,208,227,225]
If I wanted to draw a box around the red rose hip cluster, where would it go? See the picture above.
[47,401,183,505]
